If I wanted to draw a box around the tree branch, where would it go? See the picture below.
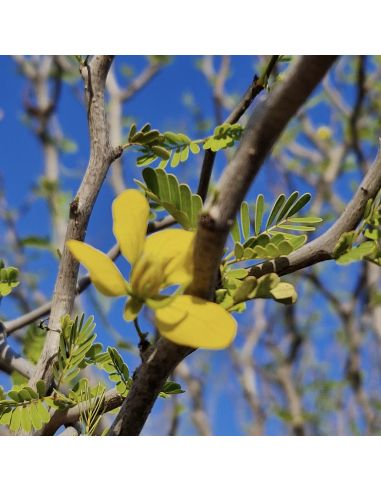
[42,388,123,436]
[197,55,280,201]
[249,140,381,280]
[109,56,337,436]
[4,216,174,335]
[29,56,117,388]
[0,321,35,378]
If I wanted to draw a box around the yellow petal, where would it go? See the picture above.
[112,189,149,265]
[144,229,194,287]
[67,240,128,297]
[154,295,237,349]
[124,297,143,321]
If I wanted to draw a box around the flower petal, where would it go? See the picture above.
[144,229,194,287]
[154,295,237,349]
[112,189,149,265]
[124,297,143,321]
[67,240,128,297]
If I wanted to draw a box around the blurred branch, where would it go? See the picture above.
[230,300,267,435]
[305,269,377,433]
[106,59,165,195]
[0,321,35,378]
[175,361,212,436]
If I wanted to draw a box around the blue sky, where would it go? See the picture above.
[0,56,369,435]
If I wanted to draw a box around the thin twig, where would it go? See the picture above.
[197,55,280,201]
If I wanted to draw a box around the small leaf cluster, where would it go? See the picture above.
[0,260,19,296]
[159,381,185,398]
[0,311,186,434]
[87,345,132,396]
[203,123,243,152]
[70,379,106,436]
[126,122,243,169]
[135,168,202,230]
[217,271,297,312]
[53,313,96,387]
[0,380,52,433]
[84,342,184,399]
[333,196,381,265]
[230,192,322,262]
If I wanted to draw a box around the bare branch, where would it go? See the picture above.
[29,56,117,388]
[197,55,280,201]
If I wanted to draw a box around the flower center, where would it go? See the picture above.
[130,253,168,299]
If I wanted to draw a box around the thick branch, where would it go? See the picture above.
[109,56,337,436]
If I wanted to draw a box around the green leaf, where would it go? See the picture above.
[36,380,46,398]
[287,193,311,217]
[128,123,137,140]
[225,268,249,280]
[20,405,32,433]
[152,146,171,160]
[287,217,323,224]
[240,201,251,240]
[336,241,377,265]
[277,191,300,222]
[266,194,286,229]
[30,403,43,431]
[270,282,298,304]
[53,314,96,388]
[233,277,257,304]
[137,168,202,230]
[277,224,316,232]
[161,381,185,395]
[333,231,356,258]
[9,406,22,432]
[254,194,264,235]
[230,218,241,244]
[36,400,51,424]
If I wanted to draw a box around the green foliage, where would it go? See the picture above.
[53,314,96,388]
[333,195,381,265]
[85,342,185,400]
[125,122,243,169]
[218,272,297,312]
[159,381,186,398]
[203,123,243,152]
[0,260,19,296]
[71,379,106,436]
[0,380,52,433]
[135,167,203,230]
[229,192,322,263]
[92,347,132,396]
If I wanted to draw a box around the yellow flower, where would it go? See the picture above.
[67,189,237,349]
